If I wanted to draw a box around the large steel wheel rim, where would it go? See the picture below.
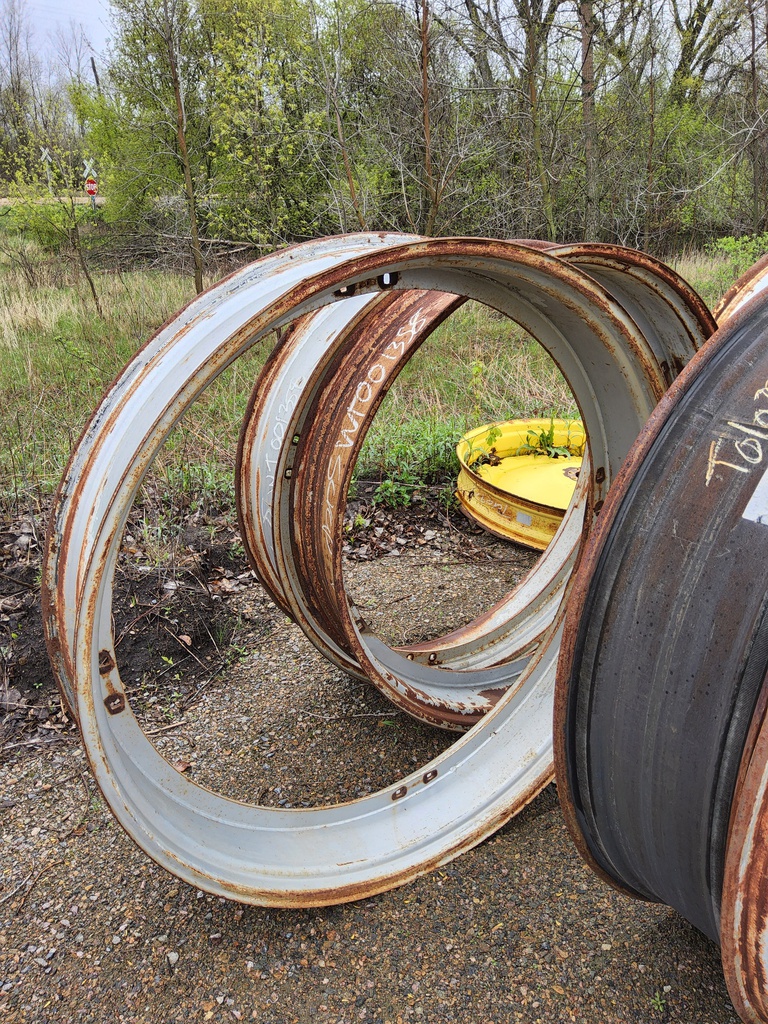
[554,292,768,948]
[45,235,680,905]
[281,295,589,727]
[238,249,699,728]
[238,243,711,727]
[237,286,587,723]
[235,269,577,690]
[236,290,465,681]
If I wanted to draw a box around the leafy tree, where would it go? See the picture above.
[201,0,328,246]
[75,0,214,292]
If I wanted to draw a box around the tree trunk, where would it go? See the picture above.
[526,53,556,240]
[580,0,597,240]
[750,0,762,232]
[164,5,204,294]
[420,0,439,235]
[644,2,657,251]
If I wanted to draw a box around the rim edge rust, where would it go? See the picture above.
[555,291,768,951]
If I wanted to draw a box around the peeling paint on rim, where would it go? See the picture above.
[43,234,711,906]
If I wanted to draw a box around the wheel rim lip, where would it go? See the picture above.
[548,242,716,368]
[714,252,768,323]
[721,669,768,1023]
[45,235,688,904]
[236,293,381,620]
[554,289,768,943]
[236,241,708,727]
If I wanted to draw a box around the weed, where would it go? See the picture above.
[465,424,503,469]
[345,512,370,535]
[436,482,458,513]
[372,479,414,508]
[516,417,584,458]
[650,991,666,1013]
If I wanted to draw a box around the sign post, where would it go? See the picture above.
[84,176,98,211]
[40,147,52,193]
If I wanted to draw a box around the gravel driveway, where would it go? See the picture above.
[0,507,740,1024]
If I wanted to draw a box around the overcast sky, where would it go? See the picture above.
[25,0,113,59]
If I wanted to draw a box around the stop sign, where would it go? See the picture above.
[85,177,98,196]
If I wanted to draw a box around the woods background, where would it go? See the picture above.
[1,0,766,289]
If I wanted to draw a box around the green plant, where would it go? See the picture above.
[709,232,768,277]
[355,414,463,488]
[650,991,666,1013]
[345,512,370,535]
[516,417,583,459]
[465,423,503,468]
[372,478,414,508]
[437,482,458,512]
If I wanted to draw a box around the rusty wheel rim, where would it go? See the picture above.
[42,235,705,906]
[238,244,711,728]
[555,292,768,950]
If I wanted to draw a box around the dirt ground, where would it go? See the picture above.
[0,498,740,1024]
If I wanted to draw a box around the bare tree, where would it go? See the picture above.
[108,0,208,292]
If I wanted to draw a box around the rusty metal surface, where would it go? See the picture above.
[236,288,462,681]
[286,287,541,727]
[548,243,716,383]
[238,242,712,730]
[555,290,768,956]
[722,671,768,1024]
[39,236,587,905]
[41,233,711,909]
[236,283,582,727]
[715,253,768,323]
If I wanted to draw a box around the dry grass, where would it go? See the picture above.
[0,235,742,515]
[670,250,734,311]
[0,238,271,513]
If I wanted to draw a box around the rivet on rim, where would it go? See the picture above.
[104,693,126,715]
[98,649,115,675]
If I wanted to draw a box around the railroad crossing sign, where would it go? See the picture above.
[84,175,99,210]
[40,147,53,192]
[83,159,97,179]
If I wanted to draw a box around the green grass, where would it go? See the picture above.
[0,233,270,514]
[354,303,579,493]
[670,250,733,311]
[0,231,743,518]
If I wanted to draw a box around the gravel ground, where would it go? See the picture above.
[0,511,741,1024]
